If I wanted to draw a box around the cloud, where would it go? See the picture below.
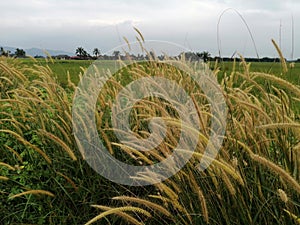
[211,0,298,11]
[0,0,299,58]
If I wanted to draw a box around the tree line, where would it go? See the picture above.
[73,47,212,61]
[0,47,26,58]
[1,46,300,62]
[73,47,300,62]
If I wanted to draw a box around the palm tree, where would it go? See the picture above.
[75,47,88,58]
[93,48,100,58]
[197,51,211,62]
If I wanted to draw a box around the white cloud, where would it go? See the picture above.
[0,0,299,58]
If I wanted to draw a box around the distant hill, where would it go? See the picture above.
[0,46,73,57]
[25,48,73,57]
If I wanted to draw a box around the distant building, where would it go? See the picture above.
[53,54,71,60]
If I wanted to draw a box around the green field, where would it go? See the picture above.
[217,61,300,85]
[1,56,300,224]
[18,58,300,87]
[20,59,95,86]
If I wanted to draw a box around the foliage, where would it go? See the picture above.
[93,48,100,57]
[197,51,211,62]
[0,48,300,225]
[0,57,129,224]
[75,47,88,58]
[0,47,10,57]
[14,48,26,58]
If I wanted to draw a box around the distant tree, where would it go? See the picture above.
[34,55,45,59]
[113,50,120,59]
[15,48,26,58]
[76,47,88,58]
[93,48,100,58]
[197,51,211,62]
[83,51,89,58]
[137,54,144,60]
[0,47,9,57]
[149,51,155,59]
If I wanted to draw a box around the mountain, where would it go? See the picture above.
[0,46,16,54]
[25,48,73,57]
[0,46,73,57]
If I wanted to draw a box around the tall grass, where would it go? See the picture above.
[84,53,300,224]
[0,56,127,224]
[0,41,300,225]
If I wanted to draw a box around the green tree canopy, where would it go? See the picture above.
[15,48,26,58]
[93,48,100,57]
[0,47,9,57]
[197,51,211,62]
[76,47,88,58]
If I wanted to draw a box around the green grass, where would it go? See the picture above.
[216,61,300,85]
[2,56,299,224]
[216,61,300,113]
[255,61,300,86]
[15,57,300,116]
[18,58,300,87]
[17,58,300,115]
[19,58,117,87]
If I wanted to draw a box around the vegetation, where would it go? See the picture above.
[75,47,89,58]
[14,48,26,58]
[197,51,211,62]
[15,58,300,89]
[0,40,300,225]
[0,47,26,58]
[93,48,101,58]
[0,47,10,57]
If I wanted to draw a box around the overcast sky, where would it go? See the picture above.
[0,0,299,58]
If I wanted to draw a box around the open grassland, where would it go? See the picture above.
[19,58,300,87]
[1,55,300,225]
[19,58,116,87]
[217,61,300,86]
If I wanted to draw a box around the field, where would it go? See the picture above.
[19,58,300,86]
[1,55,300,224]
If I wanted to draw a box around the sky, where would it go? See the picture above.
[0,0,299,59]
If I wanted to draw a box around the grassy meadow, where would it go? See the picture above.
[1,54,300,225]
[19,58,300,86]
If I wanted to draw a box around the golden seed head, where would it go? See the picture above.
[277,189,288,203]
[232,157,238,168]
